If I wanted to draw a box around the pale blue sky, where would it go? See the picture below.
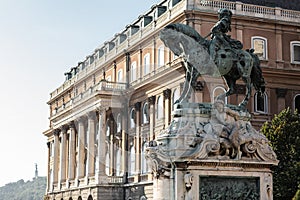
[0,0,159,187]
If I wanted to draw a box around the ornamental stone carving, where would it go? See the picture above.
[145,101,278,178]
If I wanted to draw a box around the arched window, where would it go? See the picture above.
[106,75,112,82]
[105,151,110,175]
[144,53,150,75]
[213,87,227,104]
[142,103,149,124]
[115,147,122,176]
[130,109,136,129]
[157,96,164,119]
[294,94,300,112]
[141,142,148,174]
[158,46,165,67]
[129,145,135,175]
[106,120,110,137]
[78,197,82,200]
[172,88,180,110]
[117,114,122,133]
[251,36,268,60]
[117,69,123,82]
[290,41,300,64]
[87,195,93,200]
[131,61,137,82]
[254,92,268,113]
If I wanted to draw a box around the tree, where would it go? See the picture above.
[261,108,300,200]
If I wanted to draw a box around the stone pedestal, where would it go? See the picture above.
[146,102,278,200]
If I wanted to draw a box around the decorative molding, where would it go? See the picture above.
[163,89,171,99]
[148,96,156,105]
[135,102,141,111]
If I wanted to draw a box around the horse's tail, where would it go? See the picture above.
[248,49,265,95]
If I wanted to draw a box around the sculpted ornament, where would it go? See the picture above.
[145,9,278,183]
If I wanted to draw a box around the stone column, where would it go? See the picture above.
[59,125,68,184]
[77,116,86,179]
[121,112,127,178]
[96,108,107,183]
[163,89,171,128]
[109,116,114,175]
[87,111,96,177]
[52,129,60,184]
[135,102,141,181]
[68,121,76,181]
[47,142,51,192]
[148,96,156,140]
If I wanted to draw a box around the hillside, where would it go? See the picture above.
[0,177,46,200]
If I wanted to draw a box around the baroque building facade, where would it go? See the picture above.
[43,0,300,199]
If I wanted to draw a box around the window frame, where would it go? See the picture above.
[251,36,268,60]
[143,53,150,75]
[157,46,165,67]
[294,94,300,112]
[156,95,164,119]
[254,92,268,114]
[290,41,300,64]
[142,102,149,124]
[117,69,123,82]
[212,86,228,104]
[130,61,137,82]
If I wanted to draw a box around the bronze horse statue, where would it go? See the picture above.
[159,23,265,110]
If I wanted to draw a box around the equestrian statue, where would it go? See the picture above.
[159,8,265,110]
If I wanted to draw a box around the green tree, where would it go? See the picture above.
[293,187,300,200]
[261,108,300,200]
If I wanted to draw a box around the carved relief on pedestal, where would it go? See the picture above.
[145,101,278,178]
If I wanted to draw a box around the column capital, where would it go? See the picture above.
[53,129,60,136]
[148,96,156,105]
[163,89,171,99]
[68,121,76,129]
[60,124,69,133]
[135,102,141,111]
[77,115,87,123]
[87,111,97,120]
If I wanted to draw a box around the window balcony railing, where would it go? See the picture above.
[107,176,125,184]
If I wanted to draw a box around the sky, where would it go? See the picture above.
[0,0,160,187]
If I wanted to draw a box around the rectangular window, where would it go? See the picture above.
[291,41,300,63]
[131,62,137,82]
[252,37,267,60]
[144,54,150,75]
[158,47,165,67]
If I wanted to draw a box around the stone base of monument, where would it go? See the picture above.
[146,102,278,200]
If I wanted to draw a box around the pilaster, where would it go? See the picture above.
[59,125,68,184]
[76,116,87,180]
[96,107,108,184]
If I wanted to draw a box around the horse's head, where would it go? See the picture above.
[159,26,184,57]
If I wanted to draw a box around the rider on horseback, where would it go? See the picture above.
[209,8,243,63]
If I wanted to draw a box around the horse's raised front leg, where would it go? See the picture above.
[175,59,193,104]
[239,76,252,110]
